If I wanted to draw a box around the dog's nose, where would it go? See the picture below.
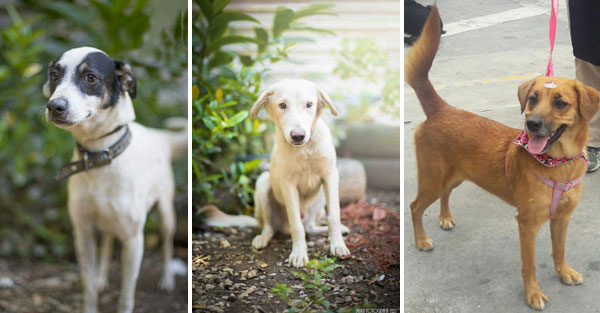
[47,98,68,116]
[290,129,306,143]
[526,117,543,132]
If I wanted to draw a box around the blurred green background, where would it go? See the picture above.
[0,0,187,260]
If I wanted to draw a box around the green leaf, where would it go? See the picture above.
[272,7,294,39]
[289,25,336,36]
[208,51,234,69]
[202,117,216,130]
[196,0,213,20]
[292,3,336,20]
[213,0,231,15]
[254,27,268,42]
[203,36,261,56]
[210,12,259,33]
[244,158,262,172]
[225,111,249,127]
[239,55,254,66]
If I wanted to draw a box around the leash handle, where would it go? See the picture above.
[546,0,559,76]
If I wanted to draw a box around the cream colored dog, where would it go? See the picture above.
[203,79,350,267]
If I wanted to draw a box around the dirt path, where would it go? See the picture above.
[0,249,188,313]
[192,199,400,312]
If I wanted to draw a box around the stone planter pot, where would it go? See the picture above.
[339,124,400,191]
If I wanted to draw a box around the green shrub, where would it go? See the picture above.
[192,0,334,214]
[332,38,400,123]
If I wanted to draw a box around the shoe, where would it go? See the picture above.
[587,146,600,173]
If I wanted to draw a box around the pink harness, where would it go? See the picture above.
[507,131,587,216]
[534,174,583,216]
[504,1,584,217]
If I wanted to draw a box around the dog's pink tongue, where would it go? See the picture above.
[527,135,549,154]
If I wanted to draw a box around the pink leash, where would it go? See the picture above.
[545,0,558,76]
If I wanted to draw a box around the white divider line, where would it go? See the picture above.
[443,6,547,37]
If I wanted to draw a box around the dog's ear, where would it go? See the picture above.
[575,81,600,121]
[315,85,338,116]
[250,88,273,118]
[518,79,536,114]
[113,60,137,99]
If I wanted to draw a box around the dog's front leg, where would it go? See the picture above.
[517,215,548,310]
[323,169,350,257]
[96,233,113,292]
[73,222,98,313]
[118,233,144,313]
[281,183,308,267]
[550,212,583,286]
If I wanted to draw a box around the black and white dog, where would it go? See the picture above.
[44,47,187,313]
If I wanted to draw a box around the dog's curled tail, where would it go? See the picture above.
[199,205,259,228]
[164,117,188,160]
[404,4,447,118]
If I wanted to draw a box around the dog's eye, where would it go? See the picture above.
[306,102,313,108]
[49,71,58,81]
[279,102,286,109]
[86,74,97,83]
[555,100,569,109]
[528,96,538,105]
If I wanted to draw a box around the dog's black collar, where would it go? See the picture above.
[55,125,132,180]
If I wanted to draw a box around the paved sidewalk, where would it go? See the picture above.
[404,1,600,312]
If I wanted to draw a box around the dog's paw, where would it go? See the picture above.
[287,247,308,268]
[330,242,350,257]
[158,274,175,291]
[340,224,350,234]
[557,265,584,286]
[439,217,455,230]
[252,235,270,249]
[96,277,108,292]
[415,237,433,251]
[525,286,548,311]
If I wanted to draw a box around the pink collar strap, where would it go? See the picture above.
[507,130,586,216]
[514,130,588,167]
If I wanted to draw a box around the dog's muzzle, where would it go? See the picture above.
[290,128,306,145]
[47,98,69,121]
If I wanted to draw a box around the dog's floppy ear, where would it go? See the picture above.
[250,88,273,118]
[517,79,536,114]
[315,84,338,116]
[575,81,600,121]
[114,60,137,99]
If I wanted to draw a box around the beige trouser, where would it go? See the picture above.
[575,58,600,147]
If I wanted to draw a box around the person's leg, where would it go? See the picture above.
[575,58,600,172]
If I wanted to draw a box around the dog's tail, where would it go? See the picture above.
[164,117,188,160]
[404,4,448,118]
[199,205,259,228]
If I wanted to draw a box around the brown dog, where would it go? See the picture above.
[405,5,600,311]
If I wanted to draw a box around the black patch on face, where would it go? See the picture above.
[74,52,120,108]
[47,59,65,95]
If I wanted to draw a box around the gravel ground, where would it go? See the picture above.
[0,248,188,313]
[193,196,400,312]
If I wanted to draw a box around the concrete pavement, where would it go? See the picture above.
[403,0,600,312]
